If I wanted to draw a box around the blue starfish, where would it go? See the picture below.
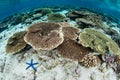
[25,59,39,71]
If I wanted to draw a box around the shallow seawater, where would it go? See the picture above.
[0,0,120,80]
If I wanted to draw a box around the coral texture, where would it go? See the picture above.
[6,31,27,54]
[24,22,64,50]
[81,54,100,67]
[47,13,67,21]
[56,40,90,62]
[115,55,120,65]
[78,28,120,55]
[62,27,80,40]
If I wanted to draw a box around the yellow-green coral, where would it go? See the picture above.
[47,13,67,22]
[41,8,52,15]
[78,28,120,55]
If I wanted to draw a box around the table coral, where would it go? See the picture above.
[62,27,80,40]
[6,31,27,54]
[24,22,64,50]
[56,39,90,62]
[47,13,67,22]
[78,28,120,55]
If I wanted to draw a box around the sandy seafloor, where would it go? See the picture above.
[0,7,120,80]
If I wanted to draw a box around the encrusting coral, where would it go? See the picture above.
[6,31,27,54]
[81,54,100,67]
[56,39,90,62]
[24,22,64,50]
[78,28,120,55]
[47,13,67,22]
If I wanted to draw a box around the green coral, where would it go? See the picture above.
[47,13,67,22]
[78,28,120,55]
[41,8,52,15]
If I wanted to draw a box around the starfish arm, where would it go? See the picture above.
[33,62,39,65]
[26,62,30,65]
[30,59,33,63]
[31,65,37,71]
[25,65,31,70]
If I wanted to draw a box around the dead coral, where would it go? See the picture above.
[62,27,80,40]
[24,22,64,50]
[78,28,120,55]
[6,31,27,54]
[81,54,100,67]
[47,13,67,22]
[56,39,90,62]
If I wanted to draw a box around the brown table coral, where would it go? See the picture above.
[24,22,64,50]
[78,28,120,55]
[6,31,27,54]
[62,27,80,40]
[56,39,90,62]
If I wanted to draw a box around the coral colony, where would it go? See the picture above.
[2,8,120,79]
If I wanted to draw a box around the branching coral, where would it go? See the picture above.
[78,28,120,55]
[6,31,27,54]
[24,22,64,50]
[56,39,90,62]
[47,13,67,22]
[81,54,100,67]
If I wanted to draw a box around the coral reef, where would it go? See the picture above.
[67,10,104,29]
[81,54,100,67]
[41,8,52,15]
[24,22,64,50]
[56,39,90,62]
[115,55,120,65]
[47,13,67,22]
[102,54,115,67]
[6,31,27,54]
[58,22,73,27]
[76,18,96,26]
[1,7,120,80]
[62,27,80,40]
[78,28,120,55]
